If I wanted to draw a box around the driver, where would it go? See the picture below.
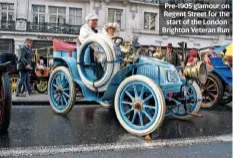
[79,13,99,44]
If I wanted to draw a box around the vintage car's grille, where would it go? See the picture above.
[136,65,158,82]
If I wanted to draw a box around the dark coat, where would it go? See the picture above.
[165,51,181,67]
[17,45,32,72]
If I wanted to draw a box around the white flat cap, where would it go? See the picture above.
[85,13,98,21]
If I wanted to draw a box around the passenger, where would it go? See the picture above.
[36,59,45,70]
[79,13,99,44]
[164,43,181,66]
[102,22,119,39]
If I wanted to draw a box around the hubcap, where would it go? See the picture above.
[119,82,159,130]
[56,87,63,93]
[133,100,143,112]
[10,77,18,94]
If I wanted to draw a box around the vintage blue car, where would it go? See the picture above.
[48,35,205,136]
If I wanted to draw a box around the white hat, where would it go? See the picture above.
[85,13,98,21]
[104,22,119,30]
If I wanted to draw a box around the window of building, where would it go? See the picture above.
[108,8,123,27]
[32,5,45,23]
[0,3,14,22]
[69,8,82,25]
[144,12,156,31]
[48,6,66,24]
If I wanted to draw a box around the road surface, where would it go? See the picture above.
[0,104,232,157]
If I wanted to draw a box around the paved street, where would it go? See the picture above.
[0,104,232,157]
[17,142,231,158]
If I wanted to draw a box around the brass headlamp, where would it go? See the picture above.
[183,61,207,84]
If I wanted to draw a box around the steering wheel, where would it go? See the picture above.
[112,37,123,46]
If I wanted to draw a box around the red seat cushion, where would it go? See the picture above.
[53,40,76,52]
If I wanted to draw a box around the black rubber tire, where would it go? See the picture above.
[0,73,12,133]
[201,73,224,108]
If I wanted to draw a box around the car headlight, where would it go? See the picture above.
[167,70,178,82]
[183,61,207,84]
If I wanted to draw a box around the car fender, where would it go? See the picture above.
[53,57,98,100]
[210,57,232,85]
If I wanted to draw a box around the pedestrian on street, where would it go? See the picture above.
[165,43,181,66]
[16,38,33,97]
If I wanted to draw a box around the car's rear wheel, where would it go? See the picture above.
[172,82,201,120]
[201,73,223,108]
[34,80,48,94]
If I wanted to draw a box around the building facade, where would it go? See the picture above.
[0,0,232,54]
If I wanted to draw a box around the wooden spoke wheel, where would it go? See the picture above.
[35,80,48,94]
[201,73,223,108]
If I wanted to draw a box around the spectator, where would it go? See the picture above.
[147,45,156,57]
[186,49,198,65]
[165,43,181,66]
[16,38,33,97]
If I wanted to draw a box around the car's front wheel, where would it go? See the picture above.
[114,75,165,136]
